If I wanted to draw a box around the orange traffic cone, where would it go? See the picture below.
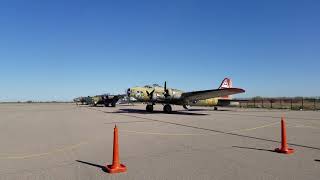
[105,125,127,173]
[275,117,294,154]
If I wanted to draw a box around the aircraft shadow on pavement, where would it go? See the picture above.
[113,108,208,116]
[118,104,135,106]
[186,109,232,112]
[86,107,320,152]
[91,106,116,108]
[79,105,105,108]
[76,160,108,173]
[232,146,275,153]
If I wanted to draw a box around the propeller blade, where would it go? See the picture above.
[163,81,170,98]
[147,89,155,100]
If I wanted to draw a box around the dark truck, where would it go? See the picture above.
[91,94,123,107]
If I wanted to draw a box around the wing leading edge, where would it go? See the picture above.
[181,88,245,102]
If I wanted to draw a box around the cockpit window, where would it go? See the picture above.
[144,84,162,88]
[152,84,161,87]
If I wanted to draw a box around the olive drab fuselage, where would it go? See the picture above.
[128,85,220,106]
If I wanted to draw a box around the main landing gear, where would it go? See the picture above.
[163,104,172,113]
[146,104,154,112]
[145,104,173,113]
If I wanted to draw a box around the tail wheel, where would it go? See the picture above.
[183,105,190,110]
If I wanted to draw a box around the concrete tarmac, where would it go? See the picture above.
[0,103,319,180]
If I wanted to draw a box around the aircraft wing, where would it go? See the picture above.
[181,88,245,102]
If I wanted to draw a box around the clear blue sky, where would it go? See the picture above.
[0,0,319,101]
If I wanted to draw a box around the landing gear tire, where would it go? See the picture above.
[163,104,172,113]
[214,107,218,111]
[146,105,154,112]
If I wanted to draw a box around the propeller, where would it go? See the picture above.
[163,81,170,98]
[145,81,170,102]
[126,88,131,104]
[146,89,155,101]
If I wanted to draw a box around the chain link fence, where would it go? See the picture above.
[236,98,320,111]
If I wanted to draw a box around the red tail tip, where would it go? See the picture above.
[219,78,232,89]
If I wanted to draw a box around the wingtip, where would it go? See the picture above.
[239,88,245,93]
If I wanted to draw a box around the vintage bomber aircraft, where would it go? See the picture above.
[127,78,245,113]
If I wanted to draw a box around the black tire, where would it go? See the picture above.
[163,104,172,113]
[146,105,153,112]
[214,107,218,111]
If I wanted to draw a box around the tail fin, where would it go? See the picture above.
[219,78,232,89]
[218,78,232,99]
